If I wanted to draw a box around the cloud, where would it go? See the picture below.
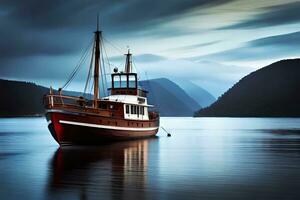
[1,0,234,31]
[110,54,166,64]
[0,0,234,61]
[220,1,300,29]
[0,28,88,60]
[167,40,221,52]
[192,31,300,62]
[250,31,300,48]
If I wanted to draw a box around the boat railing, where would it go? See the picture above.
[44,94,113,117]
[44,94,91,109]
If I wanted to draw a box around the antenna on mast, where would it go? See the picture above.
[97,13,99,31]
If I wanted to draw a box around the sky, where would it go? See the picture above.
[0,0,300,97]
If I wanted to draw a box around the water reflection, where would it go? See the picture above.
[2,118,300,200]
[47,138,157,199]
[258,129,300,155]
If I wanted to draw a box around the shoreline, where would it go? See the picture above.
[0,114,44,118]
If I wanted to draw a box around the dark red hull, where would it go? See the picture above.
[46,110,159,145]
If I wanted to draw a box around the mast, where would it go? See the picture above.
[94,16,101,108]
[125,49,132,73]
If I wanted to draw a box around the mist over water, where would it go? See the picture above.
[1,117,300,200]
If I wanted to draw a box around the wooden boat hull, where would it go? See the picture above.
[45,110,159,145]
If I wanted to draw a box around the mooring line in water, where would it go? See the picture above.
[161,126,171,137]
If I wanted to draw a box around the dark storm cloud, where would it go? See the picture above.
[195,31,300,61]
[0,0,235,82]
[0,28,86,58]
[0,0,234,31]
[220,1,300,29]
[0,0,233,60]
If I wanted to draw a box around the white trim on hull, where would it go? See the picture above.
[59,120,159,131]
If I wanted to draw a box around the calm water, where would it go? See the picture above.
[1,117,300,200]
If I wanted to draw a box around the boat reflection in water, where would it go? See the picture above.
[47,138,158,200]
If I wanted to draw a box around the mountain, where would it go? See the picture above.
[0,78,200,117]
[139,78,201,116]
[0,79,48,116]
[174,80,216,107]
[195,59,300,117]
[0,79,88,117]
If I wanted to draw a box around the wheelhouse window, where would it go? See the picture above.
[128,75,137,88]
[120,75,127,88]
[112,74,137,89]
[113,75,121,88]
[140,106,144,115]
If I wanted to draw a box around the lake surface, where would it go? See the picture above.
[1,117,300,200]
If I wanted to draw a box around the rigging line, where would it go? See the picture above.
[100,44,108,97]
[103,60,118,69]
[83,40,95,96]
[61,61,81,89]
[84,64,93,97]
[132,59,142,81]
[101,57,106,96]
[85,39,95,94]
[62,37,94,89]
[102,39,124,74]
[102,59,108,96]
[99,49,105,97]
[89,80,94,98]
[101,38,110,93]
[101,38,112,74]
[66,51,92,90]
[83,52,93,96]
[102,36,124,54]
[83,67,92,97]
[63,42,93,89]
[87,70,94,97]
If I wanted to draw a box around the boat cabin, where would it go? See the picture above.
[109,72,148,97]
[110,72,137,95]
[106,71,150,120]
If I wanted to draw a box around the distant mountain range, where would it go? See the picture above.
[140,78,201,116]
[174,80,216,107]
[0,78,209,117]
[195,59,300,117]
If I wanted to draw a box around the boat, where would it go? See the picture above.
[43,22,160,145]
